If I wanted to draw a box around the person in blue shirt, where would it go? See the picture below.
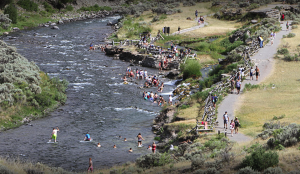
[84,132,91,141]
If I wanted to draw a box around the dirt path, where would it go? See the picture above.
[215,21,292,143]
[171,16,208,35]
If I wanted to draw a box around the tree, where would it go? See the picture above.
[0,0,12,10]
[4,3,17,24]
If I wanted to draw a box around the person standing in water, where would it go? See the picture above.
[87,158,93,173]
[84,132,91,141]
[137,133,145,147]
[152,142,156,154]
[50,127,59,143]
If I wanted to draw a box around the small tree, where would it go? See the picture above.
[4,3,17,24]
[182,59,202,80]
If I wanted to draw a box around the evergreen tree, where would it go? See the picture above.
[0,0,12,10]
[4,4,17,24]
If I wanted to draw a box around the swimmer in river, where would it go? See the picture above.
[87,158,93,173]
[137,133,145,146]
[113,144,117,148]
[84,132,91,141]
[122,75,127,82]
[158,82,164,92]
[124,138,127,141]
[128,148,133,152]
[147,145,152,150]
[97,143,101,147]
[49,127,59,142]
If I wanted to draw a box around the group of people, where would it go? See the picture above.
[229,66,260,95]
[89,42,106,52]
[142,91,173,107]
[223,111,240,137]
[195,10,205,25]
[49,129,157,173]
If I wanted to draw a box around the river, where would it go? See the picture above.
[0,16,176,171]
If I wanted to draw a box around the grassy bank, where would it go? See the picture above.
[0,72,68,130]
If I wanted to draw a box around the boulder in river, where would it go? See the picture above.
[58,20,64,24]
[13,27,20,31]
[51,26,59,30]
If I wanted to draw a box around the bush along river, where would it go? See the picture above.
[0,16,177,171]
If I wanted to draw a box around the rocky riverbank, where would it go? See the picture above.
[104,46,181,70]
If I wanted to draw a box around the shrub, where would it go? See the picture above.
[244,83,260,91]
[263,167,283,174]
[247,3,260,11]
[277,48,289,55]
[0,13,12,29]
[79,4,112,12]
[205,168,219,174]
[136,153,173,168]
[237,166,260,174]
[66,5,73,11]
[191,154,205,170]
[292,25,298,29]
[287,33,296,38]
[272,114,285,120]
[240,146,279,171]
[4,3,17,24]
[159,14,167,20]
[43,2,56,13]
[0,164,14,174]
[152,15,160,22]
[17,0,38,12]
[179,104,190,109]
[182,60,202,80]
[284,54,294,61]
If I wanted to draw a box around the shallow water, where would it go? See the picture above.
[0,16,176,171]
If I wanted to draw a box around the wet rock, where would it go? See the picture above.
[57,20,64,24]
[22,117,31,124]
[3,32,9,35]
[50,23,57,26]
[13,27,20,31]
[51,26,59,30]
[166,70,180,79]
[251,20,258,24]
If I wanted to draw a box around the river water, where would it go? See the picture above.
[0,16,177,171]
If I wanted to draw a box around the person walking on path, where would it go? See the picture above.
[236,79,241,94]
[230,120,235,137]
[195,10,198,19]
[178,26,180,34]
[49,127,59,143]
[87,158,93,173]
[250,67,254,80]
[223,111,229,130]
[255,66,260,81]
[234,117,240,134]
[212,94,217,107]
[231,79,235,94]
[286,21,289,31]
[259,35,264,48]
